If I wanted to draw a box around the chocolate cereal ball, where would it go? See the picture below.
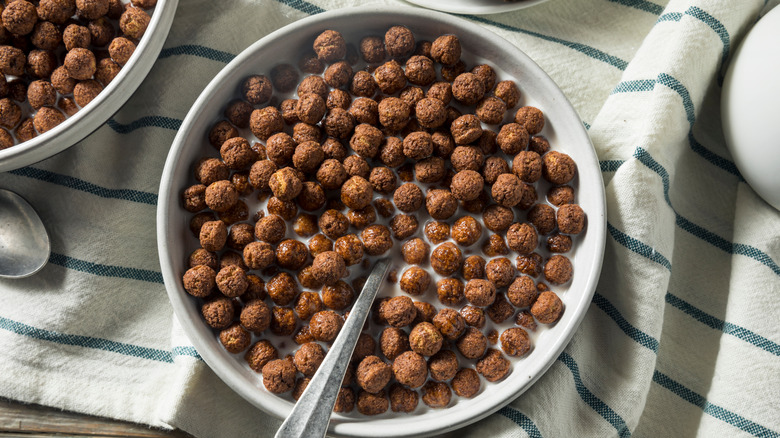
[414,157,445,184]
[441,60,465,82]
[389,383,418,413]
[326,89,351,110]
[475,96,507,125]
[433,308,465,341]
[310,310,343,342]
[491,174,523,208]
[268,167,302,201]
[311,251,347,285]
[507,276,537,308]
[31,21,61,51]
[269,63,298,92]
[319,209,348,240]
[189,248,218,270]
[423,350,455,382]
[450,114,482,145]
[294,342,325,378]
[243,241,275,270]
[262,359,296,394]
[465,279,496,307]
[64,48,96,80]
[531,290,563,324]
[404,55,435,86]
[450,216,481,247]
[513,151,542,183]
[199,220,227,252]
[500,327,531,357]
[324,61,352,88]
[220,137,255,170]
[31,106,63,133]
[436,277,463,306]
[270,307,297,336]
[430,34,460,66]
[88,17,114,47]
[547,185,574,206]
[496,123,529,155]
[322,280,354,311]
[494,80,520,108]
[430,242,462,276]
[379,296,415,328]
[250,106,283,140]
[201,297,234,329]
[377,97,410,132]
[425,189,457,220]
[208,120,237,149]
[450,368,480,398]
[482,234,508,257]
[63,25,90,51]
[334,234,363,266]
[248,160,277,192]
[390,214,418,240]
[471,63,497,91]
[450,146,484,173]
[380,327,410,361]
[393,351,427,389]
[37,0,76,24]
[50,66,76,95]
[460,305,486,328]
[356,355,392,393]
[528,204,556,235]
[486,257,515,288]
[359,35,385,63]
[119,7,150,39]
[219,323,251,354]
[348,205,376,229]
[506,222,538,255]
[350,123,382,159]
[557,204,585,234]
[516,252,544,276]
[409,322,443,357]
[294,292,323,321]
[402,238,428,265]
[313,29,346,62]
[400,266,430,296]
[204,180,238,212]
[450,170,483,202]
[240,299,271,333]
[254,214,285,244]
[393,183,423,213]
[276,239,309,270]
[456,327,487,360]
[476,348,510,382]
[402,131,432,160]
[27,49,57,78]
[265,133,295,166]
[421,381,451,408]
[361,226,393,255]
[426,82,452,106]
[514,106,545,135]
[352,333,377,363]
[544,255,572,285]
[452,73,485,106]
[3,1,37,35]
[480,205,512,233]
[384,25,414,57]
[182,265,216,298]
[357,389,388,415]
[542,151,576,184]
[245,340,278,372]
[241,75,271,105]
[547,233,573,253]
[374,59,406,95]
[350,70,377,98]
[267,272,298,306]
[422,221,448,244]
[341,175,373,210]
[73,79,103,107]
[343,154,370,178]
[216,264,248,298]
[334,388,356,413]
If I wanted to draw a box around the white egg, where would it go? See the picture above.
[721,6,780,211]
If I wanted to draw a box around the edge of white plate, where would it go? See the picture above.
[402,0,550,15]
[0,0,179,173]
[158,6,605,438]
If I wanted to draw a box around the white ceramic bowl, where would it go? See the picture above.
[0,0,179,173]
[158,6,605,437]
[403,0,550,15]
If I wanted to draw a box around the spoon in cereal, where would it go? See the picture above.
[0,189,50,279]
[275,257,392,438]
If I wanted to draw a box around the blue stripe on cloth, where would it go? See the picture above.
[172,346,203,361]
[656,7,730,62]
[633,147,780,276]
[8,167,158,206]
[607,222,673,271]
[607,0,664,15]
[657,11,683,23]
[583,121,591,130]
[274,0,630,71]
[497,406,543,438]
[106,116,182,134]
[588,292,780,436]
[158,45,236,64]
[592,292,659,353]
[600,160,625,172]
[665,293,780,357]
[0,315,173,363]
[610,73,743,180]
[653,371,780,438]
[557,352,631,437]
[48,253,164,284]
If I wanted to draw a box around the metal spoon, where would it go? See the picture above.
[0,189,50,279]
[275,257,392,438]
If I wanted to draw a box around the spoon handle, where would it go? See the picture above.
[274,257,392,438]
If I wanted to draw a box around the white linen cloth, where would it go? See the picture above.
[1,0,778,437]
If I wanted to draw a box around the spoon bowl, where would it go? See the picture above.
[0,189,50,279]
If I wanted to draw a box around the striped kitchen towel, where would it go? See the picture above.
[0,0,778,437]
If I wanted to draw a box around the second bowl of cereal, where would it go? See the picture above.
[158,6,605,437]
[0,0,178,172]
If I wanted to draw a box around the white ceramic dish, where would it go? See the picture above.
[0,0,179,173]
[158,6,605,437]
[403,0,550,15]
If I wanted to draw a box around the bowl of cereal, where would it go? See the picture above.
[158,5,605,437]
[0,0,178,172]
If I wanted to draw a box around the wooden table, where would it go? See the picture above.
[0,398,192,438]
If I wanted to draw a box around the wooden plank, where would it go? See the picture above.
[0,398,192,437]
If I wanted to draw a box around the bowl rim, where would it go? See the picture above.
[157,6,606,437]
[402,0,551,15]
[0,0,180,173]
